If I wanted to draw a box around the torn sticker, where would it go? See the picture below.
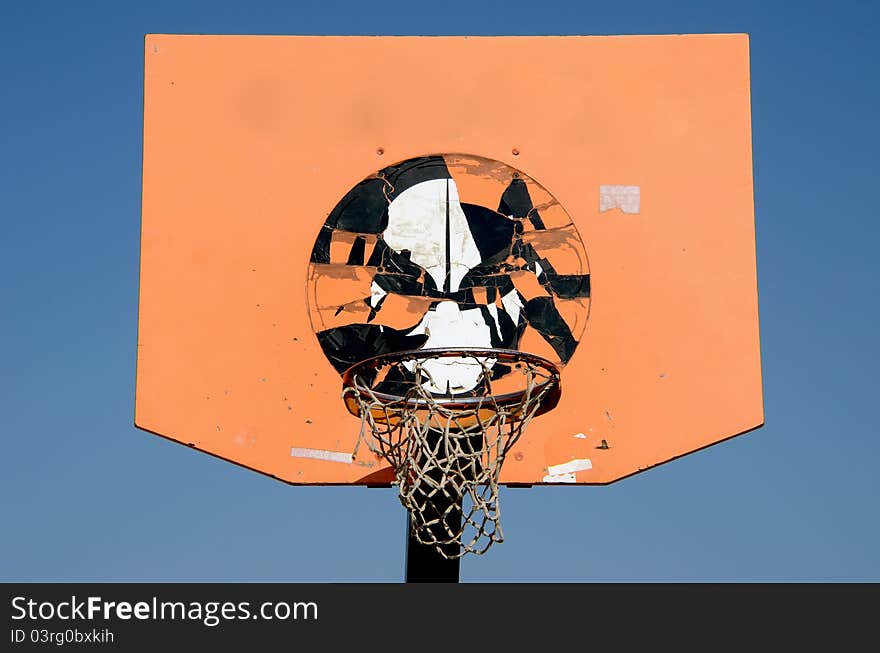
[599,185,640,214]
[543,471,577,483]
[290,447,353,464]
[542,458,593,483]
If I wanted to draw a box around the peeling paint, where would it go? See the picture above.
[384,177,481,292]
[308,155,590,380]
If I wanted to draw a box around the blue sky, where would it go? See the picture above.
[1,0,878,581]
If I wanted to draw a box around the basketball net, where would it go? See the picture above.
[343,349,560,559]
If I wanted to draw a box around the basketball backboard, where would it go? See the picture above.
[136,34,763,487]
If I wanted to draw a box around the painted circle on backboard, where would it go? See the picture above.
[307,154,590,391]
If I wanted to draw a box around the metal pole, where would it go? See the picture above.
[404,426,461,582]
[405,501,461,583]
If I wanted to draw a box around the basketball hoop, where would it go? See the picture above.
[342,348,561,558]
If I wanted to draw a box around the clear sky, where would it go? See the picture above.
[1,0,878,582]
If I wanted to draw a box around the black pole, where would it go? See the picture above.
[405,500,461,583]
[404,425,461,582]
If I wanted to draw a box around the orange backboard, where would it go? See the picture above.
[136,34,762,485]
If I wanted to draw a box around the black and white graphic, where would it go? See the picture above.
[307,155,590,395]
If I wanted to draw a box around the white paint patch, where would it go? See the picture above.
[384,178,481,292]
[574,433,587,439]
[599,185,640,214]
[542,458,593,483]
[290,447,353,464]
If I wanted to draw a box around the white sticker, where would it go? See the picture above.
[542,458,593,483]
[599,185,640,214]
[290,447,353,464]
